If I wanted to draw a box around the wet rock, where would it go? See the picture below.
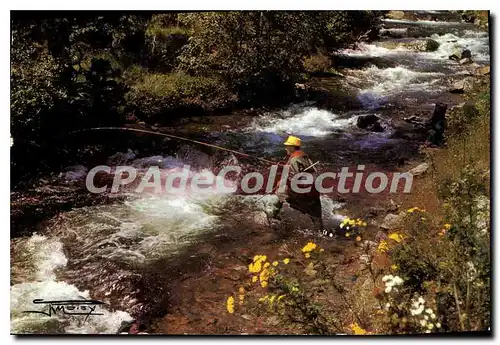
[425,39,440,52]
[459,58,473,65]
[356,114,384,132]
[408,163,429,176]
[461,49,472,59]
[384,39,439,52]
[380,213,405,230]
[449,78,474,93]
[476,65,490,75]
[61,165,88,182]
[250,211,269,227]
[387,10,406,19]
[449,54,460,62]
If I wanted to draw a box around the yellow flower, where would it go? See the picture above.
[226,296,235,314]
[378,240,389,253]
[277,295,285,301]
[388,233,404,243]
[258,295,268,302]
[249,255,267,273]
[407,207,426,213]
[264,262,270,268]
[249,261,262,273]
[269,295,276,305]
[261,281,268,288]
[252,275,258,283]
[259,268,270,282]
[391,264,398,271]
[302,242,317,253]
[272,261,279,267]
[291,287,299,292]
[362,221,368,227]
[345,232,350,237]
[304,253,311,259]
[356,236,362,242]
[444,223,452,230]
[283,258,290,265]
[350,322,367,335]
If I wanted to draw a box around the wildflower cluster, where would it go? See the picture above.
[301,241,323,258]
[350,322,369,335]
[410,296,441,333]
[438,223,452,237]
[382,275,404,293]
[377,232,405,253]
[339,217,368,239]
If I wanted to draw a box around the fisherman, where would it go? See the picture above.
[276,135,324,232]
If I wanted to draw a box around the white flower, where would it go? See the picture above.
[428,323,434,330]
[425,330,431,333]
[420,319,427,326]
[436,323,441,329]
[418,297,425,304]
[430,313,436,320]
[425,308,433,314]
[382,275,393,282]
[385,303,391,310]
[393,276,404,285]
[339,223,344,228]
[385,286,392,293]
[424,315,429,320]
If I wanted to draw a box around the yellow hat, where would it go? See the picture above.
[284,135,301,146]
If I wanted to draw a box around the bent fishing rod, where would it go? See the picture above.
[69,127,280,165]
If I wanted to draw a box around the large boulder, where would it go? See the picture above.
[387,10,406,19]
[380,212,405,230]
[356,114,384,132]
[476,65,490,75]
[459,58,473,65]
[449,78,475,93]
[461,49,472,59]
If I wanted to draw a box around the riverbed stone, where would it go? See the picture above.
[461,49,472,59]
[380,213,405,230]
[459,57,473,65]
[356,114,384,132]
[476,65,490,75]
[450,78,474,93]
[408,163,429,176]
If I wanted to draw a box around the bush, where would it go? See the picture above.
[303,53,332,74]
[125,72,238,120]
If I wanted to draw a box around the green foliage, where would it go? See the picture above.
[177,11,385,105]
[303,54,332,74]
[125,72,237,118]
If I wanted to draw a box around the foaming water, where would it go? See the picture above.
[425,32,490,62]
[249,106,355,137]
[357,66,444,108]
[10,235,133,334]
[383,18,463,26]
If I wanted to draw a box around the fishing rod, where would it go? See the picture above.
[69,127,279,165]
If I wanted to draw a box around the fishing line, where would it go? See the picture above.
[69,127,280,165]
